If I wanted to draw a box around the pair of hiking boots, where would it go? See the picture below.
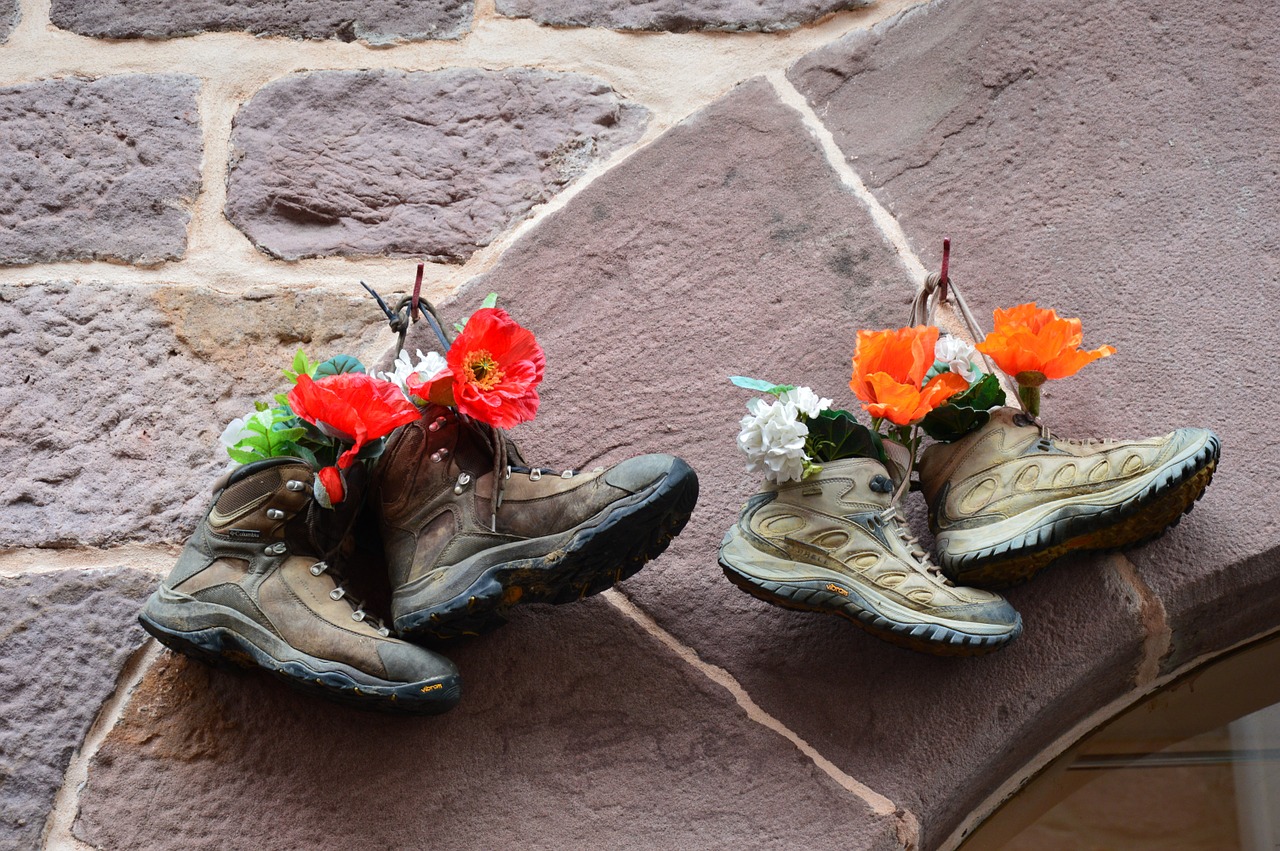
[720,407,1219,655]
[140,406,698,714]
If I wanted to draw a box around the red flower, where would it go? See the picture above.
[317,466,345,506]
[427,308,544,429]
[287,373,420,471]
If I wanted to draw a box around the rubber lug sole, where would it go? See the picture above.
[943,437,1219,589]
[139,613,461,715]
[398,460,699,642]
[719,560,1021,657]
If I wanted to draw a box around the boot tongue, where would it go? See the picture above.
[881,440,913,486]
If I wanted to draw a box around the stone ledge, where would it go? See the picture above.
[0,75,202,266]
[49,0,472,44]
[225,69,648,263]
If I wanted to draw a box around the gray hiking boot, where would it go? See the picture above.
[373,405,699,641]
[140,457,461,714]
[719,453,1021,656]
[918,408,1220,588]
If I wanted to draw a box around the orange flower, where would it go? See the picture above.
[977,302,1115,384]
[850,326,970,426]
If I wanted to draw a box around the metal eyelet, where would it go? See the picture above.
[377,627,391,637]
[330,588,345,601]
[309,562,327,576]
[431,448,449,463]
[351,609,366,622]
[428,415,448,432]
[265,542,287,555]
[454,472,472,495]
[266,509,285,520]
[529,468,542,481]
[285,480,306,492]
[561,470,574,479]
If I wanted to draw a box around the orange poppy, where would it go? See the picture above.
[976,302,1115,384]
[850,326,970,426]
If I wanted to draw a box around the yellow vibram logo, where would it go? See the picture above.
[421,683,444,693]
[826,583,849,597]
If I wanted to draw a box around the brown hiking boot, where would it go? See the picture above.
[373,405,699,640]
[718,452,1021,656]
[918,408,1220,588]
[140,457,461,714]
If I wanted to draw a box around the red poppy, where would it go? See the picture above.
[850,326,970,426]
[287,373,420,473]
[317,466,345,506]
[426,308,544,429]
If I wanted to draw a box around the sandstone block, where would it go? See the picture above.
[496,0,869,33]
[50,0,471,43]
[789,0,1280,677]
[0,0,17,41]
[226,69,647,262]
[0,282,384,548]
[76,602,902,850]
[0,75,201,265]
[0,567,154,851]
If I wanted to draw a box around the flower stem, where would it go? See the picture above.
[1018,384,1041,418]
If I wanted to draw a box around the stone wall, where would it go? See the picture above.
[2,0,1277,849]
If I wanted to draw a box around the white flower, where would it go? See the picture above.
[379,348,448,401]
[737,398,810,484]
[218,409,273,450]
[935,335,983,384]
[776,386,832,419]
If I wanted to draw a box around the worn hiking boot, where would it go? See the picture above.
[140,457,462,714]
[918,408,1220,588]
[374,406,699,640]
[718,453,1021,656]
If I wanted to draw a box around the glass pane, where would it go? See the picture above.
[963,632,1280,850]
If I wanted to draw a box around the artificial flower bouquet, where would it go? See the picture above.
[734,302,1114,481]
[219,294,544,508]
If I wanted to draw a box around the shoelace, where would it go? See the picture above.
[309,561,392,637]
[878,505,953,585]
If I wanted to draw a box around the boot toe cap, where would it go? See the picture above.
[377,640,460,686]
[604,453,695,494]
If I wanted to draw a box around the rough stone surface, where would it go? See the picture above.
[0,282,385,548]
[0,566,154,851]
[0,0,17,42]
[50,0,471,44]
[789,0,1280,675]
[226,69,647,263]
[496,0,869,33]
[75,601,901,851]
[0,75,202,266]
[388,77,1153,846]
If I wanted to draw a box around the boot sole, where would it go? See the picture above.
[139,603,462,715]
[718,530,1021,657]
[396,459,699,641]
[941,434,1220,589]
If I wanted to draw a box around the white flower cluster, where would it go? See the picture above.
[380,348,448,403]
[935,335,983,384]
[736,386,830,484]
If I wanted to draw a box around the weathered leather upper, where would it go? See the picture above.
[918,407,1195,534]
[374,405,663,590]
[739,456,1006,612]
[165,458,445,680]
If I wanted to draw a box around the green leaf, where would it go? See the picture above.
[355,436,387,462]
[453,322,465,333]
[253,400,270,412]
[480,292,498,309]
[729,376,796,396]
[314,354,366,378]
[282,349,318,384]
[920,373,1007,443]
[804,408,886,465]
[226,446,264,465]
